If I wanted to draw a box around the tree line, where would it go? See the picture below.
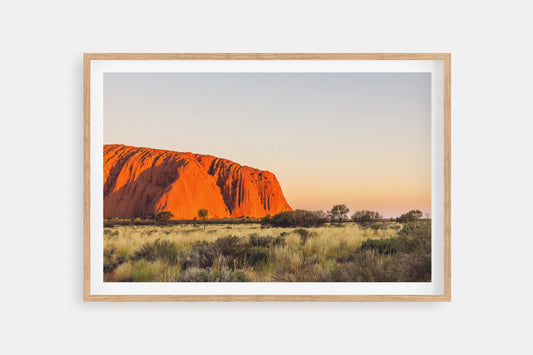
[261,204,425,227]
[145,206,425,227]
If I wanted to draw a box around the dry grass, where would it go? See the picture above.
[103,222,430,282]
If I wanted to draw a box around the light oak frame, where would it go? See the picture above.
[84,53,451,302]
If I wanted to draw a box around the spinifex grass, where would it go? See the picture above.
[103,221,430,282]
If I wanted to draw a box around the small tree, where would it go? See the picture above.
[309,210,328,227]
[198,208,209,230]
[156,211,174,225]
[269,211,296,227]
[396,210,423,223]
[328,204,350,225]
[351,210,383,223]
[260,214,271,227]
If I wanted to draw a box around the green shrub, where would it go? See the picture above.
[156,211,174,225]
[215,236,245,257]
[262,210,328,228]
[396,210,423,223]
[245,247,269,266]
[103,247,125,273]
[360,221,402,231]
[387,251,431,282]
[214,236,247,268]
[398,220,431,240]
[293,228,310,237]
[132,261,155,282]
[351,210,383,223]
[293,228,314,244]
[266,211,295,227]
[360,237,408,255]
[328,204,350,225]
[341,252,388,282]
[353,220,431,281]
[183,242,218,269]
[177,267,247,282]
[133,239,181,265]
[104,229,119,237]
[248,234,285,248]
[177,267,209,282]
[183,228,202,234]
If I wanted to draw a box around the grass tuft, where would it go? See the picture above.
[103,221,429,282]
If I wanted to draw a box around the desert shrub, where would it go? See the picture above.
[133,243,156,260]
[177,267,209,282]
[388,220,432,281]
[360,221,430,256]
[293,210,328,227]
[214,236,247,268]
[105,221,430,282]
[360,237,415,255]
[104,221,116,228]
[293,228,310,238]
[156,211,174,225]
[316,264,344,282]
[132,239,181,265]
[398,220,431,240]
[386,250,431,282]
[318,250,389,282]
[262,210,328,228]
[114,263,134,282]
[293,228,314,244]
[103,247,125,273]
[361,221,402,231]
[131,261,155,282]
[305,210,328,227]
[352,220,431,281]
[214,269,247,282]
[245,247,269,266]
[396,210,423,223]
[115,260,157,282]
[351,210,383,223]
[177,267,247,282]
[260,214,271,226]
[104,229,119,237]
[272,235,286,247]
[183,228,202,234]
[215,236,245,256]
[183,242,219,269]
[248,234,285,248]
[266,211,296,227]
[341,252,388,282]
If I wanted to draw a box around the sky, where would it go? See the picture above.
[104,72,431,218]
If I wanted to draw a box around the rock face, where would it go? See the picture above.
[104,144,292,219]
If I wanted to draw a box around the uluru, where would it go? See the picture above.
[103,144,292,219]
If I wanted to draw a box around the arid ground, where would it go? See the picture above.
[103,220,431,282]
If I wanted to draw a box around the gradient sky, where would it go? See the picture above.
[104,72,431,218]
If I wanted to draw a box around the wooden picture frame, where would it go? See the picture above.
[84,53,451,302]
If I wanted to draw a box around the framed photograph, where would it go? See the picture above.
[84,53,450,301]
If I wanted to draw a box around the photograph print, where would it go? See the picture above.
[101,69,434,284]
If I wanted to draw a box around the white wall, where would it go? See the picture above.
[1,1,531,354]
